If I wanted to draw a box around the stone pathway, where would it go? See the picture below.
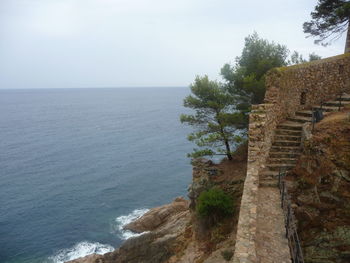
[256,187,291,263]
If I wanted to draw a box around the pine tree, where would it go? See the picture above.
[303,0,350,52]
[221,33,289,127]
[180,76,244,160]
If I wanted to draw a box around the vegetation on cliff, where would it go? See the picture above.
[196,188,234,220]
[186,150,247,263]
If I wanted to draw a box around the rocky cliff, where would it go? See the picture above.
[288,109,350,263]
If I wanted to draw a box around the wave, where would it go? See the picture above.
[115,208,149,240]
[48,209,149,262]
[48,241,114,263]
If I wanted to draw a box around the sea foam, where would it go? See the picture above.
[49,241,114,263]
[115,208,149,239]
[48,208,150,262]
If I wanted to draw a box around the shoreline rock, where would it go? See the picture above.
[66,197,191,263]
[123,197,189,233]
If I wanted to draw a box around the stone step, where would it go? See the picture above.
[269,151,301,158]
[277,121,303,131]
[274,135,301,142]
[266,163,295,171]
[260,170,280,177]
[323,100,350,107]
[259,178,278,187]
[296,110,313,117]
[275,129,302,136]
[268,158,297,164]
[313,105,342,112]
[260,168,290,178]
[337,94,350,101]
[287,116,312,123]
[259,170,279,186]
[270,146,301,152]
[273,140,301,147]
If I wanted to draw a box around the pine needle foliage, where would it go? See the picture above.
[180,76,244,160]
[303,0,350,46]
[221,32,289,107]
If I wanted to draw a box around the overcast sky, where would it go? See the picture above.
[0,0,346,89]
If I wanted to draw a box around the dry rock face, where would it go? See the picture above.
[124,197,188,233]
[288,110,350,263]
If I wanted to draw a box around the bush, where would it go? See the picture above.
[221,250,234,261]
[196,188,234,219]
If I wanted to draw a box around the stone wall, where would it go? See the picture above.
[232,104,279,263]
[232,53,350,263]
[265,53,350,121]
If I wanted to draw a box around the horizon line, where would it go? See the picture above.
[0,86,190,90]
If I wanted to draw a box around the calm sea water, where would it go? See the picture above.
[0,88,193,263]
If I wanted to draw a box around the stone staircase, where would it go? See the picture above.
[260,93,350,187]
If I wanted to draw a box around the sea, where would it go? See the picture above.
[0,88,193,263]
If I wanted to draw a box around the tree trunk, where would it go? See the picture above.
[224,139,233,160]
[216,115,233,161]
[345,20,350,53]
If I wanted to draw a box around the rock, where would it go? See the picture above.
[123,197,189,233]
[67,254,103,263]
[68,200,191,263]
[104,209,191,263]
[188,158,220,210]
[333,169,350,182]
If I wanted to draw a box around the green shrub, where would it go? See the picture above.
[196,188,234,219]
[221,250,234,261]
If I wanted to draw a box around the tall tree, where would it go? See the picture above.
[303,0,350,53]
[221,33,289,128]
[309,52,322,61]
[289,51,322,64]
[290,51,307,65]
[180,76,244,160]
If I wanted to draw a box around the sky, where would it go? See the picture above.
[0,0,347,89]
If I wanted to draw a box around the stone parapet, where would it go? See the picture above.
[233,104,279,263]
